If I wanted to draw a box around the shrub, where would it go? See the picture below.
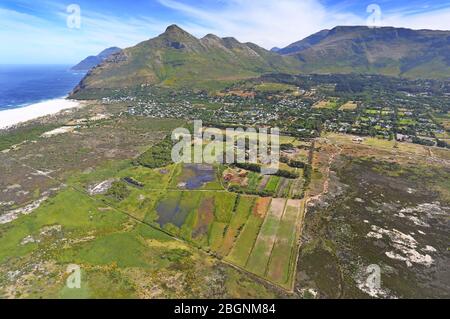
[234,162,261,173]
[106,181,130,201]
[274,169,299,179]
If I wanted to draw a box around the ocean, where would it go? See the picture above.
[0,65,85,111]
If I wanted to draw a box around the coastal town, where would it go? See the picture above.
[112,74,450,147]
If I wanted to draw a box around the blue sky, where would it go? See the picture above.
[1,0,450,64]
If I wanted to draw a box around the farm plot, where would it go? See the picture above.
[247,172,262,192]
[312,99,338,109]
[264,176,281,194]
[266,199,302,287]
[289,176,305,199]
[208,192,238,251]
[257,175,270,192]
[155,192,183,227]
[208,221,228,251]
[192,196,215,243]
[219,196,256,256]
[275,178,291,198]
[245,198,286,276]
[226,197,271,267]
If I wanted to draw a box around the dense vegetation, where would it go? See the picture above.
[135,137,174,168]
[106,181,131,201]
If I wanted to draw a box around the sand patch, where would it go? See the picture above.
[87,179,116,195]
[41,126,75,137]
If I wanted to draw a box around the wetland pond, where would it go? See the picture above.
[176,164,215,190]
[156,164,215,227]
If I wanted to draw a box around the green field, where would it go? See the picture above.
[219,196,255,257]
[226,198,271,267]
[275,178,291,198]
[213,192,237,223]
[81,162,304,289]
[247,172,262,192]
[264,176,281,193]
[208,221,228,251]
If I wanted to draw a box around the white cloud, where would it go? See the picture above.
[157,0,450,49]
[158,0,365,49]
[381,7,450,31]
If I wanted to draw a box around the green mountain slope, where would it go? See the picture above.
[280,26,450,79]
[71,25,300,95]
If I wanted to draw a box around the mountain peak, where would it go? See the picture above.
[165,24,188,34]
[160,24,198,43]
[201,33,224,48]
[203,33,221,40]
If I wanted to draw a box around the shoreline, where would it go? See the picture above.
[0,97,82,130]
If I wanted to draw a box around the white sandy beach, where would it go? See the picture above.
[0,98,81,130]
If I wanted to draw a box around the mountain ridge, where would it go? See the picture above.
[71,25,450,97]
[71,47,122,71]
[277,26,450,79]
